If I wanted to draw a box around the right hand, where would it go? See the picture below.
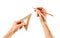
[34,7,47,22]
[34,7,47,17]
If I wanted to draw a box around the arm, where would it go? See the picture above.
[40,15,54,38]
[3,29,14,38]
[3,20,25,38]
[34,7,54,38]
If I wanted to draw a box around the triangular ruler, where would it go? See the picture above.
[21,13,32,31]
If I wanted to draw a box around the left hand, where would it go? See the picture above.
[10,20,26,34]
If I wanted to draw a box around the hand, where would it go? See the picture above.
[10,20,26,34]
[34,7,47,17]
[34,7,54,38]
[34,7,47,22]
[3,20,26,38]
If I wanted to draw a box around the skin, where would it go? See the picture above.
[34,7,54,38]
[3,7,54,38]
[3,20,26,38]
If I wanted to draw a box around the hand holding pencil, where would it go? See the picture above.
[34,7,54,38]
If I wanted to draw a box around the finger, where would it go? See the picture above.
[34,7,47,16]
[15,20,24,25]
[19,25,23,29]
[37,13,39,17]
[34,7,43,10]
[34,9,41,17]
[34,7,44,14]
[18,22,26,29]
[18,24,23,29]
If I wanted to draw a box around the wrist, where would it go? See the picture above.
[3,31,13,38]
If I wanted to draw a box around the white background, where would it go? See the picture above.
[0,0,60,38]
